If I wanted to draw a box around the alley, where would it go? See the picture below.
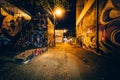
[0,43,120,80]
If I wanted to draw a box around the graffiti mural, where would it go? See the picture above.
[13,12,48,52]
[0,0,31,37]
[76,0,120,55]
[99,0,120,54]
[0,1,48,54]
[76,0,96,51]
[0,1,31,52]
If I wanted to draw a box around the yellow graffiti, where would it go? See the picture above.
[1,6,31,37]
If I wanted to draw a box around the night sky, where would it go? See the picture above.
[56,0,76,37]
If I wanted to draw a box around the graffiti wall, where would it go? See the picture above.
[76,0,120,55]
[0,1,31,37]
[0,1,48,54]
[99,0,120,54]
[0,1,31,52]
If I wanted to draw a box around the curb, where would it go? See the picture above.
[14,47,48,64]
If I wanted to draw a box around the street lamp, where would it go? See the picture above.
[53,7,65,18]
[63,29,67,33]
[53,7,65,47]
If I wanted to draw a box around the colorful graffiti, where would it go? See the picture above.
[99,0,120,54]
[0,1,48,53]
[0,0,31,37]
[0,1,31,52]
[13,12,48,51]
[76,0,120,55]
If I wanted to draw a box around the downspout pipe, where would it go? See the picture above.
[96,0,99,53]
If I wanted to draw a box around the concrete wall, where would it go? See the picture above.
[76,0,120,55]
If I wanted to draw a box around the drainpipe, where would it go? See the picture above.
[96,0,99,53]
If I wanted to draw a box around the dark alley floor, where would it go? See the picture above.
[0,43,120,80]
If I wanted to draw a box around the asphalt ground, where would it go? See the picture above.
[0,43,120,80]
